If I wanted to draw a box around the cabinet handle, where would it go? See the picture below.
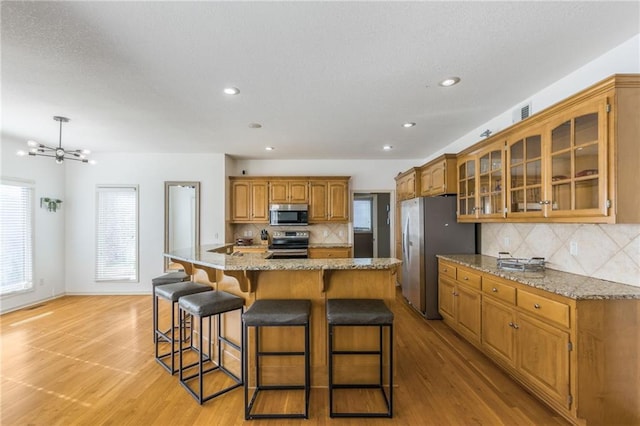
[492,287,498,292]
[534,303,541,309]
[508,322,514,328]
[452,291,458,296]
[538,200,551,205]
[513,323,519,329]
[463,276,469,280]
[443,268,448,272]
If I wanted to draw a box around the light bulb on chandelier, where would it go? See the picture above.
[18,116,96,165]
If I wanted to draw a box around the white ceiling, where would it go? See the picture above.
[2,1,638,160]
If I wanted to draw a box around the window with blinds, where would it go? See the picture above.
[96,185,138,282]
[1,180,34,295]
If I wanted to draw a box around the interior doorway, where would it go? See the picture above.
[352,192,391,258]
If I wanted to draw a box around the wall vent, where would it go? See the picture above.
[512,102,532,123]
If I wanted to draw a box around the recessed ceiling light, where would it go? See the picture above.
[223,87,240,95]
[248,123,262,128]
[265,146,275,151]
[383,145,393,151]
[439,77,461,87]
[402,122,416,128]
[16,150,27,156]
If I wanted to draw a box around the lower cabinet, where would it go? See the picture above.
[439,258,640,426]
[308,247,351,259]
[438,267,481,346]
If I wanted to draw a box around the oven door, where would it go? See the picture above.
[269,249,309,259]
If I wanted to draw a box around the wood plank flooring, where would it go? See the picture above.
[0,290,569,425]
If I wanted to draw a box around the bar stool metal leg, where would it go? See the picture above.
[327,299,394,418]
[178,291,244,404]
[243,299,311,420]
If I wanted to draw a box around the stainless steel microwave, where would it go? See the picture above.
[269,204,308,226]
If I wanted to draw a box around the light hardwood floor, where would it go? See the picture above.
[0,290,569,425]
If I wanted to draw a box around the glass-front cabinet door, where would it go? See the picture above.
[545,99,608,218]
[457,156,477,221]
[507,129,544,218]
[477,141,505,219]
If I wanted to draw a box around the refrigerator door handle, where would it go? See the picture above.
[403,214,410,264]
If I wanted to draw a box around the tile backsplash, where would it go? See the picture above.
[233,223,350,245]
[482,223,640,287]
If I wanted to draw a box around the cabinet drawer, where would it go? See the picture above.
[482,277,516,305]
[439,262,457,280]
[517,290,570,328]
[456,267,481,290]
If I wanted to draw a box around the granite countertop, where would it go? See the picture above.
[437,254,640,300]
[308,243,352,248]
[167,244,401,272]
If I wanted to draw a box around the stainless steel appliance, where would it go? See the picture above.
[269,204,309,226]
[401,196,476,319]
[269,230,309,259]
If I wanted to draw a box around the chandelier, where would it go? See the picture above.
[18,116,94,164]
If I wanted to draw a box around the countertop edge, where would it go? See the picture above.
[437,254,640,300]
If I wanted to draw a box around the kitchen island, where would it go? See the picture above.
[165,244,401,387]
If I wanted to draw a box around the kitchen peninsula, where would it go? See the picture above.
[165,244,401,387]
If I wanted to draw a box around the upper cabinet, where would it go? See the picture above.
[420,154,457,197]
[309,178,350,222]
[395,168,420,201]
[269,179,309,204]
[455,74,640,224]
[230,178,269,223]
[506,125,544,219]
[230,176,350,224]
[545,99,608,219]
[457,140,506,222]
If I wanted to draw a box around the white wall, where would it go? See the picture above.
[64,152,227,295]
[1,138,67,313]
[234,159,416,191]
[423,34,640,163]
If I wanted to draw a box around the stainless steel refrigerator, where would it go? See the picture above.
[400,196,476,319]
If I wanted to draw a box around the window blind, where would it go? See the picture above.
[96,185,138,282]
[1,180,34,295]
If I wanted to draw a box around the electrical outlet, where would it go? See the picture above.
[503,237,510,247]
[247,230,253,237]
[214,232,219,240]
[323,230,329,237]
[570,241,578,256]
[39,278,44,286]
[339,230,344,237]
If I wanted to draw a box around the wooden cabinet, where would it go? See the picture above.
[309,178,350,222]
[395,168,420,201]
[420,154,457,196]
[231,176,349,224]
[233,245,267,254]
[456,156,477,220]
[457,141,506,222]
[308,246,352,259]
[230,179,268,223]
[269,179,309,204]
[481,278,570,409]
[438,264,482,346]
[506,126,545,218]
[545,97,608,220]
[440,258,640,425]
[455,74,640,223]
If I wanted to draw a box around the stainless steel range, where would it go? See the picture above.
[269,230,309,259]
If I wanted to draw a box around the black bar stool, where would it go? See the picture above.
[327,298,394,418]
[178,290,245,404]
[242,299,311,420]
[152,271,190,342]
[154,281,212,374]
